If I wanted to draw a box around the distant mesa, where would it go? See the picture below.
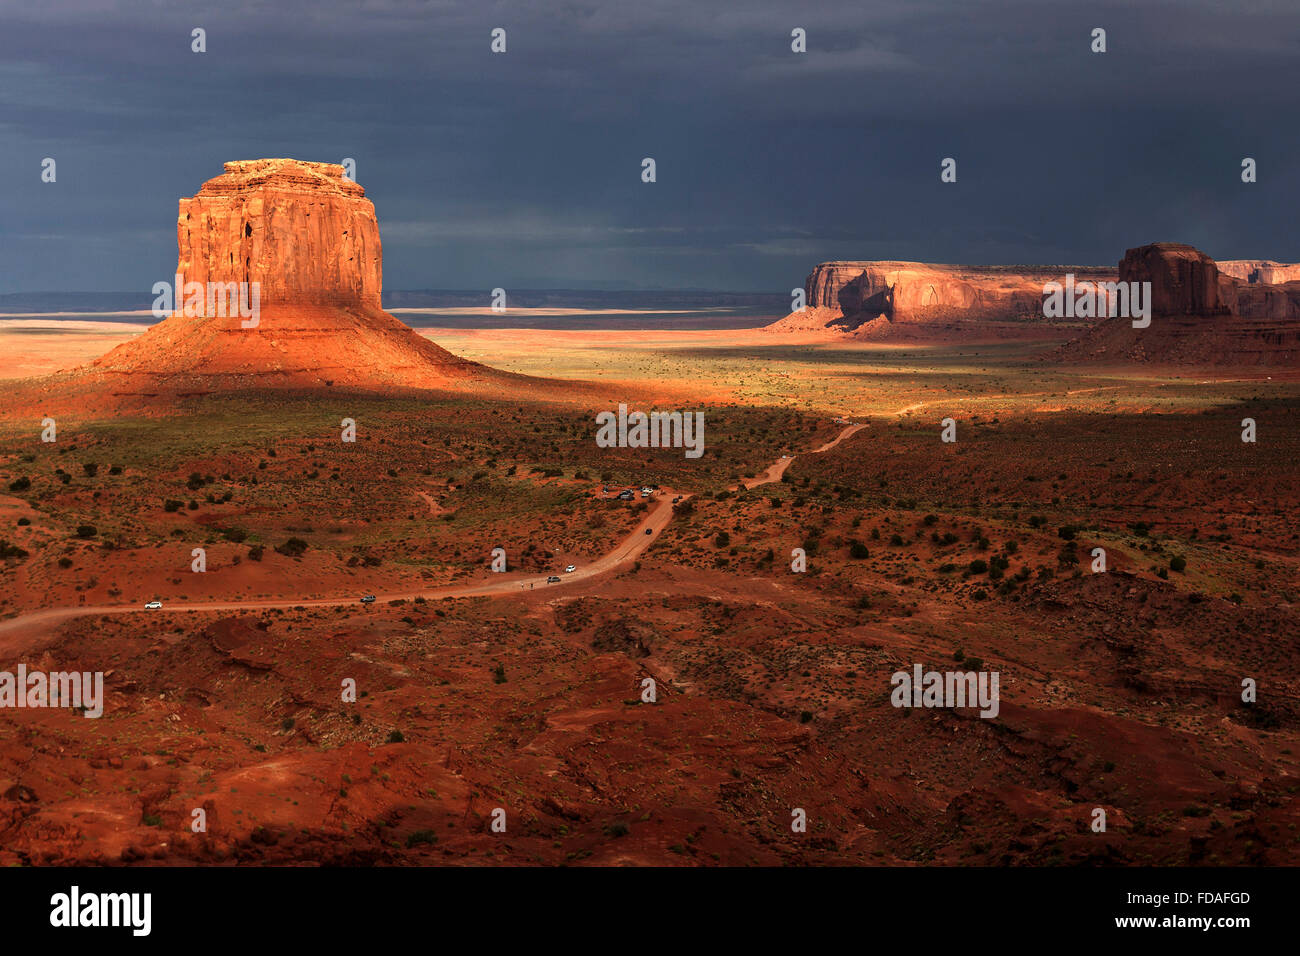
[1060,242,1300,365]
[82,158,487,394]
[766,260,1117,340]
[768,244,1300,365]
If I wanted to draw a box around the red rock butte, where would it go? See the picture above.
[86,159,483,393]
[1060,242,1300,365]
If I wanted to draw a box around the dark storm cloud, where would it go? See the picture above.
[1,0,1298,293]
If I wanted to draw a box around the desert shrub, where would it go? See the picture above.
[275,537,308,557]
[16,518,30,527]
[8,477,31,492]
[1170,555,1187,572]
[406,829,438,847]
[387,730,405,743]
[57,557,73,568]
[968,559,988,574]
[163,499,183,512]
[0,540,29,560]
[109,465,122,475]
[248,544,264,561]
[849,541,870,559]
[74,525,96,538]
[82,463,98,478]
[714,531,730,547]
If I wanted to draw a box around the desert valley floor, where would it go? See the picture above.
[0,320,1297,866]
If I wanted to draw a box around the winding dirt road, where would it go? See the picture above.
[0,422,866,647]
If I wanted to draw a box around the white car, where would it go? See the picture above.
[565,565,576,573]
[144,600,163,610]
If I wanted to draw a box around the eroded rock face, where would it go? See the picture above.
[1119,243,1227,317]
[176,159,381,309]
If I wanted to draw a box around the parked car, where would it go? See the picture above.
[617,490,634,500]
[546,575,561,583]
[360,595,376,604]
[144,600,163,610]
[641,490,651,498]
[565,565,576,573]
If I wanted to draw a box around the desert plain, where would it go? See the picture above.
[1,312,1297,867]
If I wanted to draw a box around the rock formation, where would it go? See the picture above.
[1058,242,1300,365]
[82,159,482,394]
[174,159,383,309]
[1217,259,1300,286]
[768,260,1117,339]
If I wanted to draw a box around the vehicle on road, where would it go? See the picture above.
[546,575,561,583]
[360,595,376,604]
[645,528,653,535]
[144,600,163,610]
[672,496,681,503]
[565,565,576,573]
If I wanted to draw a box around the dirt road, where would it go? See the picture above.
[0,422,865,646]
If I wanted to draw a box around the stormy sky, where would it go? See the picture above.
[2,0,1298,294]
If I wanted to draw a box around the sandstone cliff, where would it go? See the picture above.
[1217,259,1300,286]
[769,260,1116,340]
[174,159,382,309]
